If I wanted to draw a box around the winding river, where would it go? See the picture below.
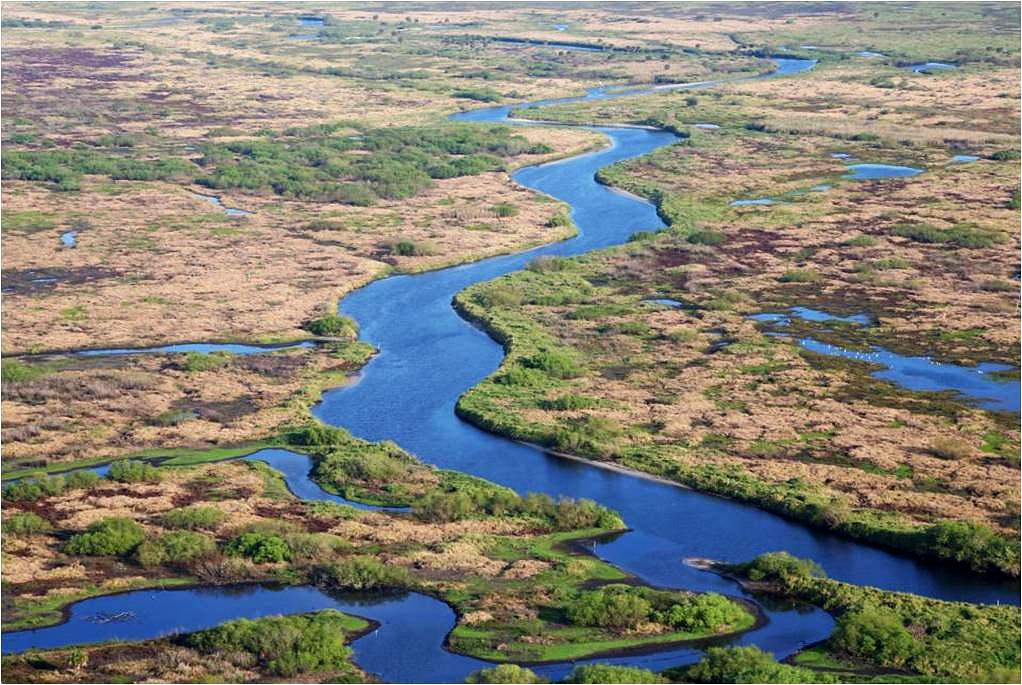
[5,58,1018,681]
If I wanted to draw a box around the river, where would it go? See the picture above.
[5,58,1017,682]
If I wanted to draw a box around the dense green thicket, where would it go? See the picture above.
[196,124,547,203]
[289,423,623,530]
[137,530,216,568]
[680,646,830,683]
[183,611,363,678]
[65,517,145,556]
[2,149,195,191]
[733,553,1021,682]
[567,584,748,634]
[226,531,293,563]
[2,512,52,536]
[302,313,359,338]
[3,123,547,204]
[107,460,161,483]
[3,471,99,502]
[732,551,826,583]
[161,505,225,530]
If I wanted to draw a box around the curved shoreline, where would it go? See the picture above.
[4,56,1014,680]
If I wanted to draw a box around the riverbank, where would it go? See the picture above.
[694,553,1020,683]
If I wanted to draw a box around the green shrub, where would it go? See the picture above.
[415,490,477,522]
[686,229,726,246]
[226,531,292,563]
[466,664,548,683]
[303,313,359,338]
[1,360,43,383]
[491,202,519,217]
[1007,187,1020,210]
[551,415,623,457]
[3,475,67,502]
[391,240,418,256]
[989,149,1020,161]
[313,440,414,490]
[185,611,356,677]
[137,530,216,568]
[734,551,826,583]
[182,352,230,372]
[107,460,161,483]
[453,88,502,102]
[287,423,352,449]
[540,394,600,410]
[495,364,548,387]
[524,349,581,379]
[846,234,877,247]
[872,257,910,270]
[526,255,570,273]
[779,269,821,283]
[66,517,145,556]
[890,222,1004,249]
[162,505,225,530]
[832,606,920,667]
[547,211,572,228]
[65,470,101,489]
[3,511,52,536]
[565,664,668,684]
[684,646,829,683]
[654,592,748,632]
[314,556,410,590]
[922,520,1016,572]
[567,586,653,631]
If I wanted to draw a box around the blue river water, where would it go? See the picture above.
[750,308,1019,412]
[316,57,1017,607]
[4,58,1017,680]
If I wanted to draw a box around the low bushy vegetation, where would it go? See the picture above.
[161,505,225,530]
[681,646,828,683]
[181,352,231,373]
[183,611,364,678]
[65,517,146,556]
[567,584,748,634]
[107,460,161,483]
[564,664,668,683]
[732,553,1020,681]
[137,531,216,568]
[196,123,545,203]
[312,555,411,590]
[466,664,548,683]
[3,470,99,502]
[302,313,359,338]
[732,551,826,583]
[3,511,52,536]
[2,149,195,191]
[225,531,293,563]
[889,222,1006,249]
